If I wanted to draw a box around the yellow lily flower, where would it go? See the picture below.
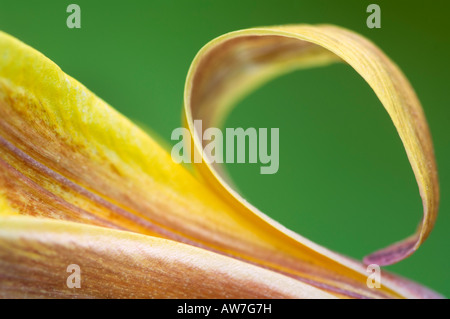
[0,24,442,299]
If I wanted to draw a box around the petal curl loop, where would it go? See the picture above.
[184,25,439,266]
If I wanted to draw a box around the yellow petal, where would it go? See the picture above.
[184,24,439,267]
[0,26,440,299]
[0,215,336,299]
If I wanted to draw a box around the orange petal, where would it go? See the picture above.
[0,216,336,299]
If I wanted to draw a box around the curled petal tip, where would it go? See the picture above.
[363,237,417,266]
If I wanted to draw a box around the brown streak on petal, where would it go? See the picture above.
[0,217,337,299]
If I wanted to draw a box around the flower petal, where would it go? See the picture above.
[0,215,336,299]
[0,27,441,299]
[184,25,439,267]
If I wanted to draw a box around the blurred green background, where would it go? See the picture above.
[1,0,448,297]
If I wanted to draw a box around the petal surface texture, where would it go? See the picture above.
[0,26,441,299]
[0,216,337,298]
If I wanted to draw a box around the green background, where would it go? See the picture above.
[1,0,448,297]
